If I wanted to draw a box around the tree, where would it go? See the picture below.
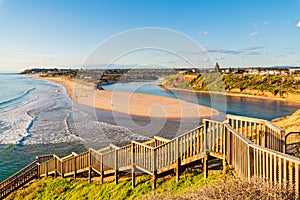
[214,62,222,74]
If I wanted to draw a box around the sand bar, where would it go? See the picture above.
[37,77,218,119]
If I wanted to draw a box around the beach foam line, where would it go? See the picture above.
[0,87,36,107]
[15,111,35,145]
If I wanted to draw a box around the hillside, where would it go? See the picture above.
[160,73,300,101]
[7,172,225,200]
[273,109,300,133]
[6,171,295,200]
[272,109,300,157]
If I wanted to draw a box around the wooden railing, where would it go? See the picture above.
[133,141,155,174]
[206,118,300,197]
[204,120,224,157]
[223,123,253,178]
[156,139,176,171]
[2,115,300,198]
[0,160,38,199]
[227,114,285,153]
[118,144,132,170]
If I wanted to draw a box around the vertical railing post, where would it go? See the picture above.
[115,149,119,185]
[203,120,208,154]
[222,124,227,174]
[35,156,40,179]
[175,137,181,182]
[61,159,64,178]
[88,149,92,184]
[74,156,77,180]
[45,161,48,177]
[203,120,209,178]
[263,124,267,148]
[152,148,157,189]
[131,142,136,188]
[295,164,299,199]
[281,130,286,154]
[100,154,104,184]
[54,157,57,178]
[247,145,254,181]
[36,156,39,164]
[203,154,208,178]
[37,164,40,179]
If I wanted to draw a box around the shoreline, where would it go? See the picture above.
[159,85,300,105]
[36,76,219,119]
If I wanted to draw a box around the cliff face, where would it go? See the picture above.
[273,109,300,156]
[227,88,300,101]
[272,109,300,133]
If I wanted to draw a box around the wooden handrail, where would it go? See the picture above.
[224,123,253,145]
[226,114,266,124]
[0,160,37,189]
[132,141,155,150]
[109,143,121,150]
[250,142,300,164]
[153,136,171,143]
[227,114,284,134]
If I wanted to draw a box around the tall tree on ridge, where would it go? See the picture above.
[214,62,222,74]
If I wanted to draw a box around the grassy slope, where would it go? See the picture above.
[7,171,227,200]
[7,170,296,200]
[161,73,300,95]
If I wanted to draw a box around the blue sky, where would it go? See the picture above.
[0,0,299,71]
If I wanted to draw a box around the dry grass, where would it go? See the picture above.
[147,178,296,200]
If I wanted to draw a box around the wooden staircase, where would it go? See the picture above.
[1,115,300,199]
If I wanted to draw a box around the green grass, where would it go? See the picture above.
[7,171,228,200]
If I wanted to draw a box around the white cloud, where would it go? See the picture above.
[202,58,209,62]
[288,20,291,24]
[249,32,259,36]
[252,22,257,26]
[262,21,269,25]
[297,21,300,27]
[202,31,209,35]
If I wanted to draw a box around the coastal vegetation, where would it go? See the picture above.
[7,171,225,200]
[160,72,300,100]
[7,171,295,200]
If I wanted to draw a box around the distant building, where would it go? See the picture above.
[289,68,300,74]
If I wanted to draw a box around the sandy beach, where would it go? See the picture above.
[38,77,218,119]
